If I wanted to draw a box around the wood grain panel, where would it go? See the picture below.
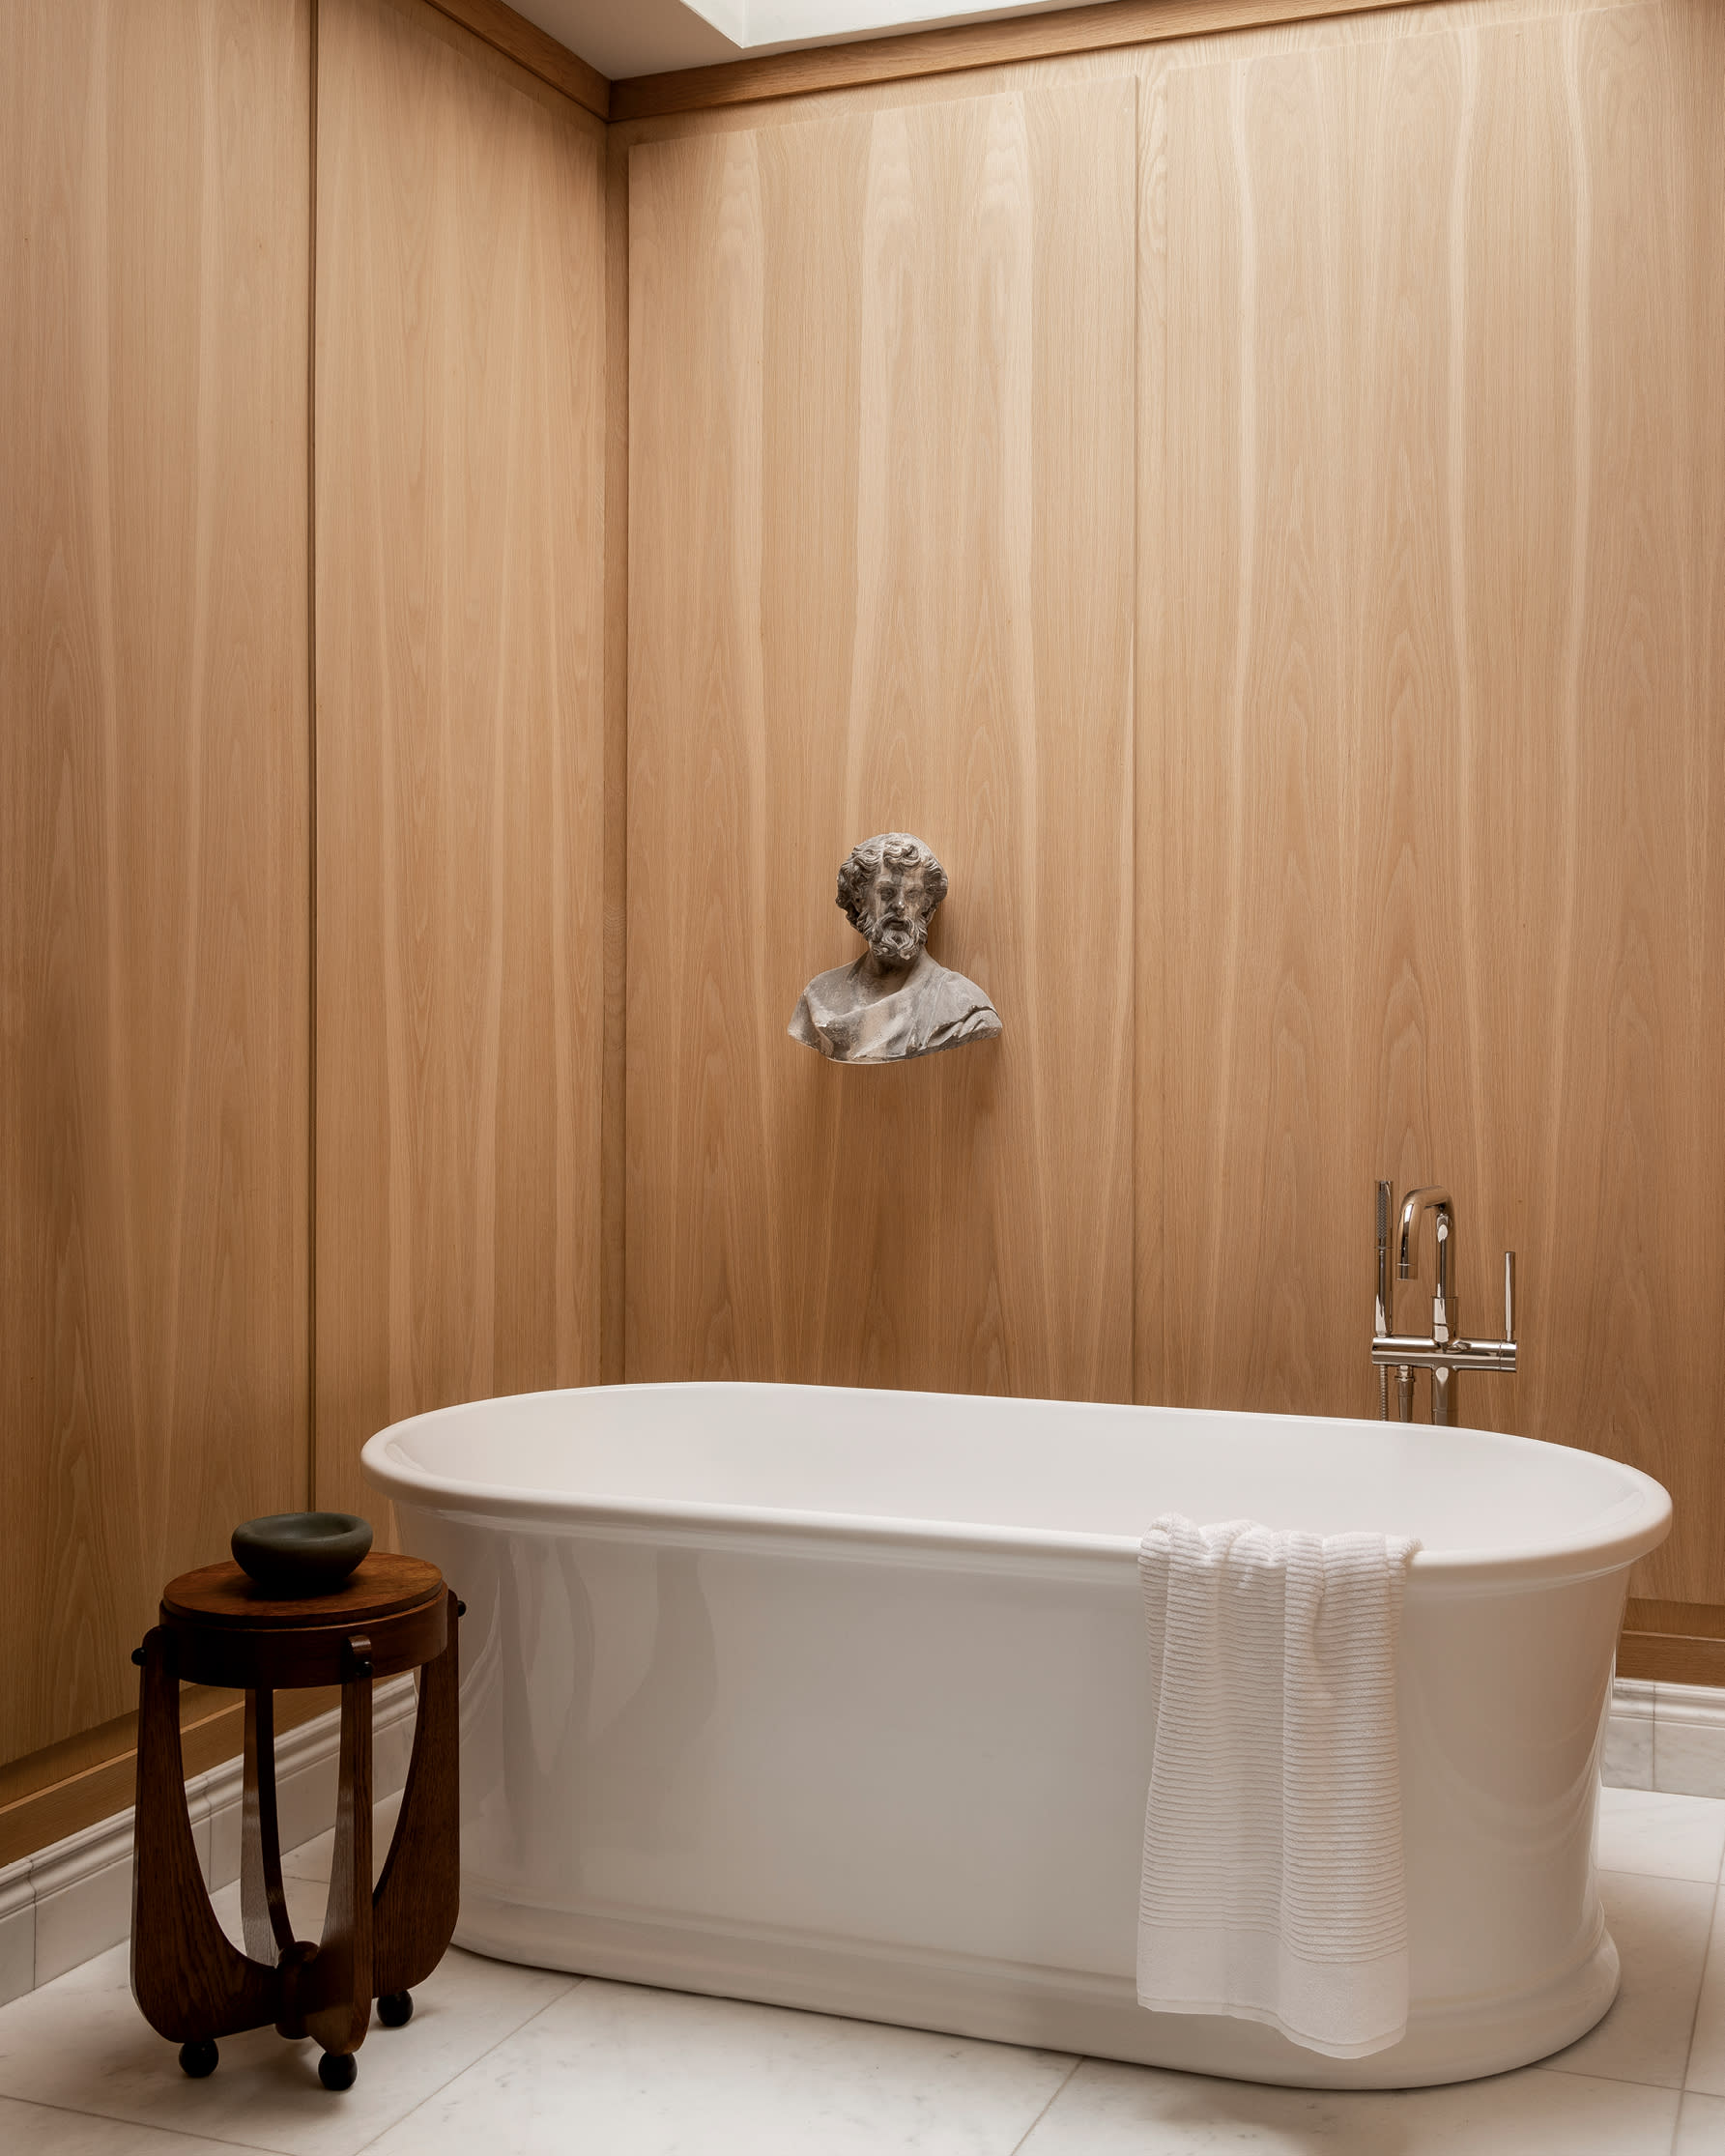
[0,0,311,1766]
[601,123,632,1385]
[315,0,607,1515]
[1157,0,1725,1598]
[626,81,1136,1399]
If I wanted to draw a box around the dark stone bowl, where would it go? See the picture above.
[231,1511,373,1598]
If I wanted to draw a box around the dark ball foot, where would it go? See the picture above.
[178,2039,218,2078]
[377,1990,414,2027]
[318,2051,359,2092]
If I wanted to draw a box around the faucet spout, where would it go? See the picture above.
[1397,1185,1452,1283]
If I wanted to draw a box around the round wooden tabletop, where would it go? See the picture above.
[162,1553,443,1630]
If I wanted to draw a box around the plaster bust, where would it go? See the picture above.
[789,832,1003,1063]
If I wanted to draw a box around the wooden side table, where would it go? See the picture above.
[129,1554,461,2091]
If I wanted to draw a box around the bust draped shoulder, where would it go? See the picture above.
[790,951,1002,1064]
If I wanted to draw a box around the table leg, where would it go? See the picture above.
[130,1630,278,2048]
[374,1590,461,2002]
[304,1637,373,2077]
[241,1689,298,1966]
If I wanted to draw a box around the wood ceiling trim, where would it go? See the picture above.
[609,0,1420,123]
[423,0,610,118]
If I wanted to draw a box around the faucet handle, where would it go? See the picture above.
[1504,1251,1516,1344]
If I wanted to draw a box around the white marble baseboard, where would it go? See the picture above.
[0,1676,417,2010]
[1605,1676,1725,1797]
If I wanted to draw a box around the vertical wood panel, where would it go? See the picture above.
[314,0,607,1515]
[0,0,311,1763]
[1134,65,1169,1414]
[600,122,632,1386]
[626,81,1136,1399]
[1159,0,1725,1598]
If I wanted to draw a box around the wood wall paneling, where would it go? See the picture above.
[626,81,1137,1399]
[0,0,312,1767]
[314,0,609,1516]
[1155,0,1725,1599]
[601,121,632,1386]
[6,0,1722,1822]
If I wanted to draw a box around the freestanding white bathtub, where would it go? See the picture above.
[361,1382,1670,2089]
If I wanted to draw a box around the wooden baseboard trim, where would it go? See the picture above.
[0,1688,337,1871]
[1618,1599,1725,1688]
[421,0,610,119]
[609,0,1421,124]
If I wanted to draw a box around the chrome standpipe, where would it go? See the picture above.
[1375,1182,1392,1422]
[1400,1186,1454,1423]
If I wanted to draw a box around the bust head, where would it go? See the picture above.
[791,830,999,1060]
[835,832,949,972]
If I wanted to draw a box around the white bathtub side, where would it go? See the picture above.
[396,1495,1627,2090]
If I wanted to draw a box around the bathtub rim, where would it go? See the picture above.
[360,1380,1671,1597]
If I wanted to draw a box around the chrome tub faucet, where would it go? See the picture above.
[1371,1180,1516,1423]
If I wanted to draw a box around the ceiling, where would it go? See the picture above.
[511,0,1114,82]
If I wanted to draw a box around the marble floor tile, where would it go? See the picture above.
[0,1885,574,2156]
[1543,1868,1714,2088]
[1016,2057,1681,2154]
[203,1854,325,1951]
[364,1976,1078,2156]
[0,2091,270,2153]
[1681,1884,1725,2096]
[1676,2090,1725,2154]
[1597,1788,1725,1884]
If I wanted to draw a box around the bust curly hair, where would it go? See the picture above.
[790,829,1000,1059]
[835,832,949,934]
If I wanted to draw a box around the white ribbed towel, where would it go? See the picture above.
[1136,1514,1422,2059]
